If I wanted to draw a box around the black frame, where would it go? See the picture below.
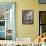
[22,10,34,24]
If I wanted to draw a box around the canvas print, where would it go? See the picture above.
[22,10,33,24]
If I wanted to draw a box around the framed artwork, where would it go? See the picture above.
[39,0,46,4]
[0,2,16,40]
[22,10,33,24]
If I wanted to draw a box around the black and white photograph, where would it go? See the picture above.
[22,10,33,24]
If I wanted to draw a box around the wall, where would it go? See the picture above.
[16,0,39,40]
[0,0,46,40]
[16,0,38,38]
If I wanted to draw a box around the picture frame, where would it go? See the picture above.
[22,10,33,24]
[39,0,46,4]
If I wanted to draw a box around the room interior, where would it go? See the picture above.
[0,0,46,46]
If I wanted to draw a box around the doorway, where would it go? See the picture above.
[0,2,16,40]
